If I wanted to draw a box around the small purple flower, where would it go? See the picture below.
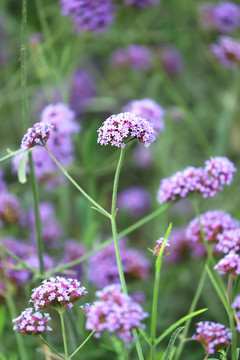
[30,276,87,310]
[216,229,240,253]
[153,237,170,256]
[62,239,85,279]
[117,186,151,217]
[192,321,231,354]
[214,251,240,276]
[97,112,156,148]
[133,144,154,168]
[160,46,183,76]
[21,122,54,150]
[84,284,148,345]
[213,2,240,33]
[211,36,240,68]
[124,0,158,7]
[123,98,165,134]
[186,210,239,243]
[60,0,114,34]
[198,4,216,30]
[111,45,152,71]
[13,308,52,335]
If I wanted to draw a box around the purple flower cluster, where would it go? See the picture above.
[216,229,240,253]
[30,276,87,310]
[88,239,150,288]
[124,0,158,7]
[211,36,240,68]
[153,237,170,256]
[60,0,114,34]
[111,45,152,71]
[24,202,62,248]
[159,46,183,76]
[21,122,54,150]
[214,251,240,276]
[123,98,165,134]
[192,321,232,354]
[186,210,239,243]
[97,112,156,148]
[12,308,52,335]
[133,144,154,168]
[14,103,81,187]
[117,186,151,217]
[198,2,240,33]
[157,157,236,204]
[84,284,148,344]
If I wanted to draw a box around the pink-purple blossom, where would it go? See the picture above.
[117,186,151,217]
[159,46,183,76]
[84,284,148,345]
[111,45,152,71]
[30,276,87,310]
[13,308,52,335]
[123,98,165,134]
[216,229,240,254]
[157,157,236,204]
[213,2,240,33]
[211,36,240,68]
[192,321,231,354]
[214,251,240,276]
[21,122,54,150]
[153,237,170,256]
[97,112,156,148]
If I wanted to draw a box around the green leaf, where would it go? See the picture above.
[155,308,208,346]
[0,149,22,164]
[205,265,229,313]
[138,328,151,346]
[164,326,185,360]
[17,150,29,184]
[0,306,6,341]
[0,352,7,360]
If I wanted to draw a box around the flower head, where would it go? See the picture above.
[159,46,183,76]
[12,308,52,335]
[214,251,240,276]
[213,2,240,33]
[216,229,240,254]
[123,98,165,134]
[153,237,170,256]
[21,122,54,150]
[97,112,156,148]
[84,284,148,345]
[192,321,231,354]
[211,36,240,68]
[60,0,114,34]
[30,276,87,310]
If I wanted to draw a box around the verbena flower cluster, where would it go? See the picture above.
[123,98,165,134]
[84,284,148,344]
[153,237,170,256]
[14,103,81,187]
[12,308,52,335]
[88,239,150,288]
[211,36,240,68]
[157,157,236,204]
[214,251,240,276]
[60,0,114,34]
[192,321,232,354]
[21,122,54,149]
[30,276,87,310]
[186,210,239,243]
[216,229,240,253]
[97,112,156,148]
[111,45,152,70]
[198,2,240,33]
[117,186,151,217]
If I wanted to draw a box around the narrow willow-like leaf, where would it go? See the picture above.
[0,149,22,163]
[164,326,185,360]
[17,150,29,184]
[205,265,229,313]
[155,308,207,345]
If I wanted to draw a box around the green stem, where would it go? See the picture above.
[59,311,69,359]
[0,244,38,275]
[227,275,237,360]
[150,267,161,360]
[5,282,28,360]
[29,153,44,274]
[40,336,66,360]
[21,0,29,130]
[46,204,168,275]
[44,146,111,219]
[69,331,95,359]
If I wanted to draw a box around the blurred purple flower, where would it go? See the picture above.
[124,0,158,7]
[133,144,154,168]
[111,45,152,71]
[213,2,240,33]
[211,36,240,68]
[0,192,21,227]
[61,239,85,279]
[198,3,216,30]
[216,229,240,253]
[117,186,151,217]
[214,251,240,276]
[160,46,183,76]
[60,0,114,34]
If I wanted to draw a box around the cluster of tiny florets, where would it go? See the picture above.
[216,229,240,254]
[84,284,148,345]
[60,0,114,34]
[97,112,156,148]
[214,251,240,276]
[12,308,52,335]
[30,276,87,310]
[21,122,54,150]
[211,36,240,68]
[153,237,170,256]
[192,321,232,354]
[186,210,239,243]
[88,239,150,288]
[157,157,236,204]
[123,98,165,134]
